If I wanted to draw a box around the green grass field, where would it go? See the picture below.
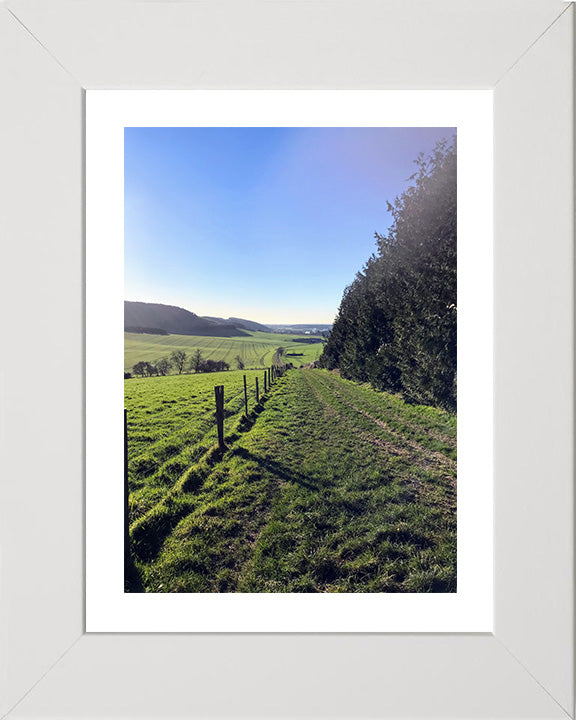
[125,368,456,593]
[125,369,270,522]
[125,330,324,372]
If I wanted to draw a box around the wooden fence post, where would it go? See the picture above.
[243,374,248,416]
[264,370,267,393]
[255,377,259,403]
[124,409,130,574]
[214,385,225,450]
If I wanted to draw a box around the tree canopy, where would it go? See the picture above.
[319,138,457,411]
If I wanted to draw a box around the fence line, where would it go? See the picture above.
[124,408,130,573]
[243,374,248,416]
[214,385,225,450]
[125,364,291,488]
[124,365,292,574]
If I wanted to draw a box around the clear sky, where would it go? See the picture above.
[125,126,454,324]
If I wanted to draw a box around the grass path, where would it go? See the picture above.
[130,369,456,593]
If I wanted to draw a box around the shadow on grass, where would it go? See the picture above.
[231,446,321,492]
[129,403,272,564]
[124,556,144,592]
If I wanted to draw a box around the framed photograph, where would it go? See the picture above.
[86,90,492,632]
[1,1,573,718]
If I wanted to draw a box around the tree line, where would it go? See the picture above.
[319,138,457,411]
[126,350,247,378]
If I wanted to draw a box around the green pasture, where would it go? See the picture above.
[125,369,268,522]
[124,330,325,373]
[126,368,456,593]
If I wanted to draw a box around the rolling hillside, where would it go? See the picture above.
[202,316,272,333]
[125,301,248,337]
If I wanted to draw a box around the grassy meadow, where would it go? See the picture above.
[126,368,271,522]
[125,330,325,372]
[125,367,456,593]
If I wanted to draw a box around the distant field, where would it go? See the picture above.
[125,330,324,372]
[126,368,456,593]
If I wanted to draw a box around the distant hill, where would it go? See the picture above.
[203,316,272,333]
[229,317,272,333]
[125,302,249,337]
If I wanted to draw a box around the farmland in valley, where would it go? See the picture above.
[125,330,325,372]
[125,368,456,593]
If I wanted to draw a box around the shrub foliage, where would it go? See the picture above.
[319,138,457,411]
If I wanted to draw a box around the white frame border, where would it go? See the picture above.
[0,2,573,718]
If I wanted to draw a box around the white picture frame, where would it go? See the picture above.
[0,1,573,718]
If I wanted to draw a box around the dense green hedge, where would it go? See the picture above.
[319,138,457,412]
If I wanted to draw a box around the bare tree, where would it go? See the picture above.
[170,350,187,374]
[235,354,245,370]
[189,348,203,373]
[144,362,157,377]
[157,357,172,376]
[132,361,147,377]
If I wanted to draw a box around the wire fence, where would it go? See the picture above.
[124,364,291,563]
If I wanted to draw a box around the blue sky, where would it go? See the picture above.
[125,126,454,324]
